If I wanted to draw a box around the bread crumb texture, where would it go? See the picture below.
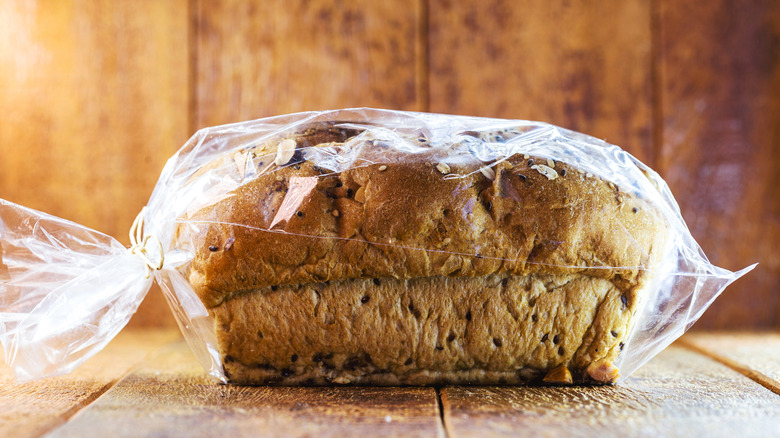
[217,274,629,385]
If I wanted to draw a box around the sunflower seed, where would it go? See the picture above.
[531,164,558,180]
[275,138,296,166]
[354,186,366,203]
[480,166,496,180]
[436,162,451,174]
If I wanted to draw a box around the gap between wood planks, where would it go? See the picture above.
[650,0,664,170]
[40,379,123,437]
[435,387,449,438]
[676,338,780,397]
[416,0,430,112]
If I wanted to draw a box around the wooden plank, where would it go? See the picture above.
[428,0,655,165]
[441,345,780,437]
[49,339,445,438]
[0,329,180,438]
[193,0,424,129]
[0,0,188,328]
[680,332,780,395]
[656,0,780,329]
[0,0,189,245]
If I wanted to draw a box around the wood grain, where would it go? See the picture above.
[0,0,188,328]
[0,329,179,438]
[49,339,445,438]
[680,332,780,395]
[193,0,424,129]
[0,0,776,334]
[656,0,780,329]
[5,331,780,436]
[0,0,189,243]
[441,345,780,438]
[428,0,655,164]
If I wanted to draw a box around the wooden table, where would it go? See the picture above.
[2,330,779,437]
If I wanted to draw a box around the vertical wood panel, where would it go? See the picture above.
[0,1,776,331]
[194,0,423,129]
[657,0,780,329]
[0,0,188,327]
[428,0,655,164]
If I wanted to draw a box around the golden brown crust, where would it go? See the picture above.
[178,127,668,385]
[183,131,667,309]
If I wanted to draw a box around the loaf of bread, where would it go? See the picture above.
[179,124,668,385]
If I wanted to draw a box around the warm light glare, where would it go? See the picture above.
[1,1,52,87]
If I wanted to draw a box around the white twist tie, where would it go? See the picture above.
[129,207,164,278]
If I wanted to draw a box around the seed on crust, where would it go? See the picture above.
[543,365,573,384]
[436,162,451,174]
[587,360,620,383]
[378,165,388,172]
[480,166,496,180]
[275,138,296,166]
[354,186,366,203]
[531,164,558,180]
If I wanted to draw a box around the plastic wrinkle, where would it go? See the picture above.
[0,108,756,383]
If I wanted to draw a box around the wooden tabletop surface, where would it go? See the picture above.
[2,330,779,437]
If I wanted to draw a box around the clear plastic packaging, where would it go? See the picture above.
[0,108,755,383]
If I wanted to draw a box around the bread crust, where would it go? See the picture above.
[180,126,668,385]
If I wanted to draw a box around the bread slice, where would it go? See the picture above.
[180,125,668,385]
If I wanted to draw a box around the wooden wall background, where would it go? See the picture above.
[0,0,777,330]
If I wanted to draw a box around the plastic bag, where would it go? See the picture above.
[0,108,755,383]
